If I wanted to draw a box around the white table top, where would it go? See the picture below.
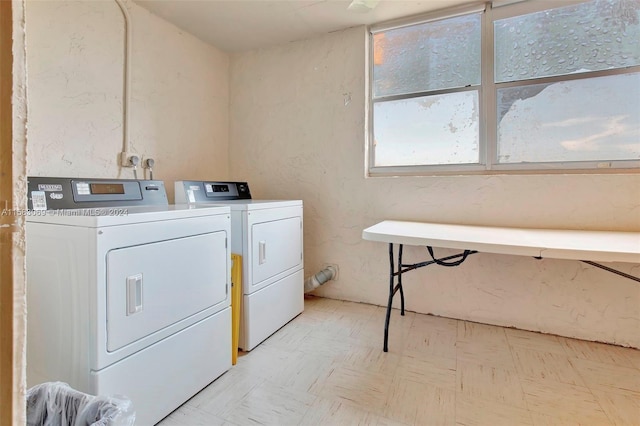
[362,221,640,264]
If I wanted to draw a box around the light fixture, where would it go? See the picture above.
[347,0,380,12]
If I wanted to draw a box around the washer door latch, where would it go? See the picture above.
[126,274,143,315]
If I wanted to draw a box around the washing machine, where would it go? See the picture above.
[175,181,303,351]
[26,177,232,425]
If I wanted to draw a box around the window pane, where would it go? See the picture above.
[373,13,481,98]
[373,91,479,166]
[495,0,640,83]
[497,72,640,163]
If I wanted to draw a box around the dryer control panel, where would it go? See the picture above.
[27,177,168,210]
[175,181,252,203]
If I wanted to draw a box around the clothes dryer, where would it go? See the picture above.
[26,177,232,425]
[175,181,303,351]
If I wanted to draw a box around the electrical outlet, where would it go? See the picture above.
[142,157,155,169]
[322,263,339,281]
[120,152,140,167]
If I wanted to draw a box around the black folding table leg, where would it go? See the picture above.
[379,243,476,352]
[383,243,394,352]
[398,244,405,315]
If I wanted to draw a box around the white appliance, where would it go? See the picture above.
[26,177,232,425]
[175,181,304,351]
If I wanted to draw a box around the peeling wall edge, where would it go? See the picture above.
[12,0,28,423]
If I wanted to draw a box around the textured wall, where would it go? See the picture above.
[11,0,28,423]
[25,0,229,201]
[230,26,640,348]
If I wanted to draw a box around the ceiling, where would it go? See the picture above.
[134,0,473,52]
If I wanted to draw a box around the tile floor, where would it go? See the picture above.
[158,296,640,426]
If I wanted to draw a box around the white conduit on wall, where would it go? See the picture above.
[114,0,131,159]
[304,266,337,293]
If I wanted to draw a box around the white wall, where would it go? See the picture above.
[230,26,640,348]
[11,1,28,422]
[25,0,229,201]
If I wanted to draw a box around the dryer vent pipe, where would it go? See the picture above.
[304,266,337,293]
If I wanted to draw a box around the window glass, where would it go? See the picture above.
[374,91,479,166]
[373,13,481,97]
[368,0,640,174]
[497,72,640,163]
[494,0,640,83]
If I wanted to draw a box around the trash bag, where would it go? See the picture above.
[26,382,135,426]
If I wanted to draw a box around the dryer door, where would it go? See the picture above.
[249,208,302,292]
[106,231,228,352]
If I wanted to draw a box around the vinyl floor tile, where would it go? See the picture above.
[560,336,640,368]
[569,357,640,393]
[505,327,566,355]
[266,350,335,394]
[456,340,517,370]
[157,297,638,426]
[401,328,457,359]
[312,366,392,415]
[511,346,586,386]
[457,321,509,346]
[520,377,612,425]
[456,361,527,408]
[336,344,402,376]
[384,376,455,426]
[160,404,236,426]
[218,381,316,426]
[455,394,534,426]
[591,387,640,426]
[396,350,456,390]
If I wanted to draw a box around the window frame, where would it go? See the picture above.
[367,0,640,177]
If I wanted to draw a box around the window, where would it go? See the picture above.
[368,0,640,175]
